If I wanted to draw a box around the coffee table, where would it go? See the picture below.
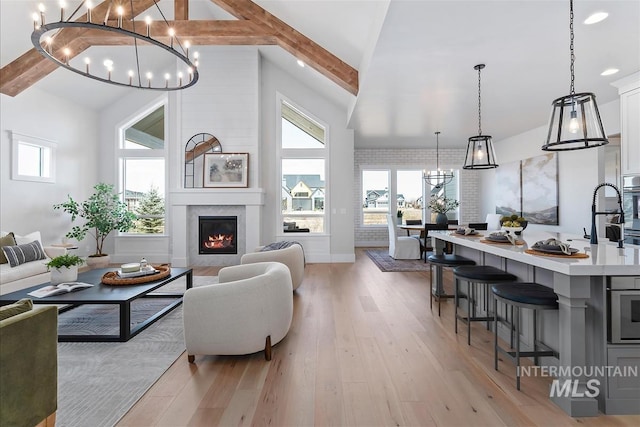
[0,267,193,342]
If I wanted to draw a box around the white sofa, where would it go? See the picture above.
[0,231,66,295]
[241,243,305,291]
[183,262,293,362]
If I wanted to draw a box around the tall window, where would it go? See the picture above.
[118,104,166,234]
[362,169,390,226]
[279,99,327,233]
[397,170,423,222]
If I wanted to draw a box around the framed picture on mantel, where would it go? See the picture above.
[203,153,248,188]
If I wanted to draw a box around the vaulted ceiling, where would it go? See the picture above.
[1,1,639,149]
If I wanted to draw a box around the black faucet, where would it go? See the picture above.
[590,183,625,248]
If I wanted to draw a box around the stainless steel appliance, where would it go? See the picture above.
[608,277,640,344]
[623,175,640,245]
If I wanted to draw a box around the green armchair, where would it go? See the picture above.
[1,302,57,427]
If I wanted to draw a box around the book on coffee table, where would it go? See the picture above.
[28,282,93,298]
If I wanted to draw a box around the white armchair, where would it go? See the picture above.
[183,262,293,362]
[241,243,305,291]
[386,214,420,260]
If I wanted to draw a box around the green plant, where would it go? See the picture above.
[45,253,84,270]
[428,195,460,214]
[397,210,403,218]
[54,183,137,257]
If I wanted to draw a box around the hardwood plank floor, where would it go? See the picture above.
[117,250,640,426]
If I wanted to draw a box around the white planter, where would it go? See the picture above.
[85,254,110,269]
[50,266,78,285]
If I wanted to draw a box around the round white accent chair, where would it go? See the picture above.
[183,262,293,362]
[241,243,305,291]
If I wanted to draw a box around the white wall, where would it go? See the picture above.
[0,88,98,251]
[478,99,621,237]
[260,57,355,262]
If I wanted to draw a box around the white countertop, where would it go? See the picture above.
[431,230,640,276]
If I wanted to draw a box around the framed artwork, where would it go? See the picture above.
[495,160,521,217]
[521,153,558,225]
[203,153,248,188]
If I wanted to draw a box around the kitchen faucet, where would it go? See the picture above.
[590,182,625,248]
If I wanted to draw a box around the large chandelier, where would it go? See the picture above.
[30,1,199,91]
[542,0,607,151]
[424,131,454,187]
[463,64,498,169]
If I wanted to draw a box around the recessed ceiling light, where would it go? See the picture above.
[296,59,305,68]
[584,12,608,25]
[601,68,619,76]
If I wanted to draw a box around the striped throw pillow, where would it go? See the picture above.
[2,240,47,267]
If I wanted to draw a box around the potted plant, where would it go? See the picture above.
[428,195,460,225]
[46,253,84,284]
[396,210,404,225]
[54,183,137,268]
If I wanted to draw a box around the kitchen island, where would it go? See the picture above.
[431,230,640,417]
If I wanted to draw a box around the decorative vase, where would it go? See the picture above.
[85,254,110,269]
[397,217,403,225]
[435,213,448,225]
[50,266,78,285]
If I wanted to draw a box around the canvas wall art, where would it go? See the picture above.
[521,153,558,224]
[495,160,521,217]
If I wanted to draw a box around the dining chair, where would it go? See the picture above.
[404,219,422,236]
[386,214,421,260]
[420,223,448,261]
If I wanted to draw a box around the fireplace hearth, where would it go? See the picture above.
[199,216,238,254]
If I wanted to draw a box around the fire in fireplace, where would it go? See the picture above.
[199,216,237,254]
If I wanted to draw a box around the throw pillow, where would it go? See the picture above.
[2,240,47,268]
[13,231,43,246]
[0,298,33,321]
[0,232,16,264]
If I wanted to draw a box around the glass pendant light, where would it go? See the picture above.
[463,64,498,169]
[424,131,454,187]
[542,0,608,151]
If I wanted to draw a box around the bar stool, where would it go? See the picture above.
[452,265,518,345]
[492,282,559,390]
[427,254,475,316]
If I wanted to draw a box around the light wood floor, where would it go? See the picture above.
[117,249,639,426]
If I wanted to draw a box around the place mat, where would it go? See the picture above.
[102,264,171,285]
[480,239,525,246]
[525,249,589,259]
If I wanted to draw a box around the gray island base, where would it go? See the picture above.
[431,230,640,417]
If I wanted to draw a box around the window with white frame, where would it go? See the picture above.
[362,169,390,226]
[11,132,56,183]
[279,99,327,233]
[118,104,166,234]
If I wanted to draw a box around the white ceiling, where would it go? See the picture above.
[1,0,639,149]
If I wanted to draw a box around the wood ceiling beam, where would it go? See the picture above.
[209,0,358,95]
[175,0,189,21]
[1,0,358,97]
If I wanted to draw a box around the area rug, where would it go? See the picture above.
[365,249,430,272]
[56,275,212,427]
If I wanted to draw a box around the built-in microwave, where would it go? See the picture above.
[608,276,640,344]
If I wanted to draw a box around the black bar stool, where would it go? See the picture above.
[427,254,475,316]
[452,265,518,345]
[492,282,559,390]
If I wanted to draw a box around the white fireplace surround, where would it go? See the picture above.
[170,189,265,267]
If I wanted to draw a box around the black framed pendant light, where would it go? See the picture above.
[424,131,454,187]
[542,0,608,151]
[463,64,498,169]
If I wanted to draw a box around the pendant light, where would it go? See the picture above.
[463,64,498,169]
[542,0,608,151]
[424,131,454,187]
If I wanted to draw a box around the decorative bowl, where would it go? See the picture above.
[501,226,523,235]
